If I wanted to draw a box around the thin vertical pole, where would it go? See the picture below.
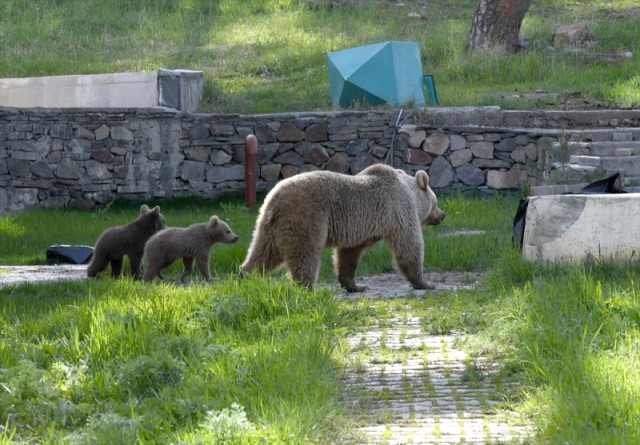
[244,134,258,208]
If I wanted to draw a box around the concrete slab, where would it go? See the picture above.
[522,193,640,262]
[0,72,158,108]
[0,69,205,111]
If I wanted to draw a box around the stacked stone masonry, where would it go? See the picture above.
[1,106,640,213]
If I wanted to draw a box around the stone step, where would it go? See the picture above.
[530,182,640,196]
[564,128,640,142]
[569,155,640,177]
[579,140,640,156]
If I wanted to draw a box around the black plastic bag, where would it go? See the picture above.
[46,245,94,264]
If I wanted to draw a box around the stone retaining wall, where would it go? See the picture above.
[2,106,640,214]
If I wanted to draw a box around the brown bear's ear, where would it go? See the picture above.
[150,206,160,215]
[140,204,151,213]
[416,170,429,190]
[209,216,220,227]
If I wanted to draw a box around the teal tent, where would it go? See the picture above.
[327,41,427,108]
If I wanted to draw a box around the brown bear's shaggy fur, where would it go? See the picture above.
[86,204,166,279]
[241,163,445,292]
[143,215,239,283]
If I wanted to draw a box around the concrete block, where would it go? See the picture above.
[158,69,205,113]
[522,193,640,262]
[0,72,157,108]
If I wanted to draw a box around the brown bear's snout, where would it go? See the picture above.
[427,207,446,226]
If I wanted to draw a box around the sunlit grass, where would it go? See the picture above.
[0,275,346,443]
[2,0,638,111]
[483,255,640,443]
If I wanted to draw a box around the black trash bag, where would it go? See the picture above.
[577,172,627,194]
[512,173,627,250]
[46,245,94,264]
[511,197,530,250]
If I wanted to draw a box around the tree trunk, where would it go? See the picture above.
[467,0,533,53]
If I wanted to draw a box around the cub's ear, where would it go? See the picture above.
[151,206,161,215]
[140,204,151,213]
[209,215,220,227]
[416,170,429,190]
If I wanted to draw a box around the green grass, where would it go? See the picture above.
[1,0,639,112]
[485,257,640,444]
[0,276,346,443]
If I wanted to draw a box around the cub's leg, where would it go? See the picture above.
[195,254,213,281]
[110,258,124,277]
[180,257,194,283]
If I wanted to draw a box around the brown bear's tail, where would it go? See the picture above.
[240,231,282,276]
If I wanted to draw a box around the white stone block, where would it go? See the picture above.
[0,72,157,108]
[522,193,640,262]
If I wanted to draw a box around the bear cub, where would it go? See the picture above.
[87,204,166,279]
[143,215,239,283]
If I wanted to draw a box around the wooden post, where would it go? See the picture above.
[244,134,258,208]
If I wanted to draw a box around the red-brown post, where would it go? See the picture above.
[244,134,258,208]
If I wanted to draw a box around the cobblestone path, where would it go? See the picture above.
[337,274,532,444]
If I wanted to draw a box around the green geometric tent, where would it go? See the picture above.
[327,41,426,108]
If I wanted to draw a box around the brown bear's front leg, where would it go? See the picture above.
[388,232,435,290]
[408,277,436,290]
[334,245,368,292]
[195,254,212,281]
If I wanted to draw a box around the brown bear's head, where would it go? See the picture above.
[139,204,166,233]
[413,171,446,227]
[208,215,239,244]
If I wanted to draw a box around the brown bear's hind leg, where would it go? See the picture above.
[334,245,368,292]
[109,258,124,277]
[87,257,108,277]
[284,246,323,289]
[180,257,195,283]
[143,265,160,282]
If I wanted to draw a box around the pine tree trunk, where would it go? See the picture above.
[467,0,533,53]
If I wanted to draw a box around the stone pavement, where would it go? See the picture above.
[0,264,86,288]
[335,274,532,444]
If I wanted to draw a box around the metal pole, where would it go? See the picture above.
[244,134,258,208]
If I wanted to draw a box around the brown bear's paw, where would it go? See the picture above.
[411,280,436,290]
[342,283,367,293]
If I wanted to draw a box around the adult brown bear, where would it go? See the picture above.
[241,164,445,291]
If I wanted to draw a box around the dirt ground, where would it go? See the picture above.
[0,265,482,295]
